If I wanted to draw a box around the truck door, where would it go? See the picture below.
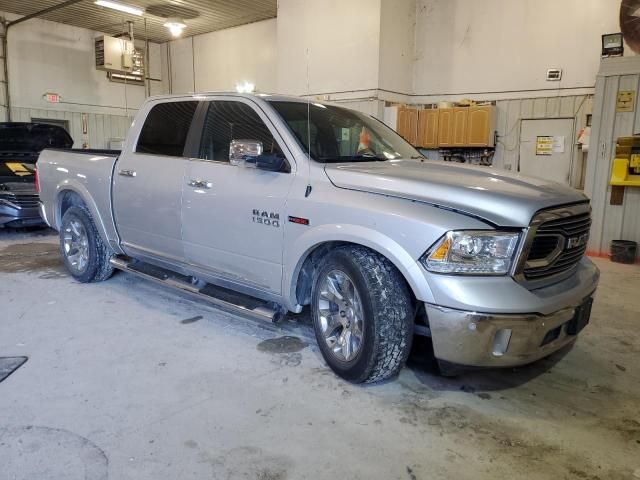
[181,99,295,295]
[112,100,199,264]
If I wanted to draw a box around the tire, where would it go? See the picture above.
[311,245,413,384]
[59,205,114,283]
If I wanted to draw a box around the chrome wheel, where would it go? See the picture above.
[62,218,89,274]
[317,269,365,362]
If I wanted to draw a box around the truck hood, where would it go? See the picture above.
[324,160,588,226]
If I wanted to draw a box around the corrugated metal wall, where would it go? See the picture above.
[585,57,640,257]
[4,107,134,150]
[421,94,592,188]
[494,95,592,185]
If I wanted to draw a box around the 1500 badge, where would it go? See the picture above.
[253,209,280,227]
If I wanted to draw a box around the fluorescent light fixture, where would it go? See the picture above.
[235,81,255,93]
[94,0,143,16]
[164,17,187,37]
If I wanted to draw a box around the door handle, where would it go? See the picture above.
[118,169,137,177]
[188,179,212,189]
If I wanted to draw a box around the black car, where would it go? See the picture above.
[0,122,73,227]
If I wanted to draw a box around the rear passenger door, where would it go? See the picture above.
[112,100,198,265]
[181,98,295,295]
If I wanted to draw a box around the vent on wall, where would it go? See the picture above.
[546,69,563,81]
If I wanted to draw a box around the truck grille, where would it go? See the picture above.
[0,192,40,210]
[522,206,591,281]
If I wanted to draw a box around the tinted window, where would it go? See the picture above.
[198,101,285,163]
[0,123,73,152]
[136,101,198,157]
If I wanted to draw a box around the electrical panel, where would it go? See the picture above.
[95,35,135,73]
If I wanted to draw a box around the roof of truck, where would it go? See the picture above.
[145,92,323,104]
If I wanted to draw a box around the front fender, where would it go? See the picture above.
[283,223,435,310]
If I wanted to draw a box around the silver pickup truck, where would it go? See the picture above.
[37,93,599,383]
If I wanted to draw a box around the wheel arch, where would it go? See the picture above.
[55,185,115,251]
[284,225,435,311]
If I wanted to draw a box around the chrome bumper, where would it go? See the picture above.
[426,297,593,368]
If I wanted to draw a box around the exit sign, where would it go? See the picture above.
[44,93,60,103]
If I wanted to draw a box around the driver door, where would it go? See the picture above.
[181,98,294,295]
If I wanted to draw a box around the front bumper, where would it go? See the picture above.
[425,258,599,368]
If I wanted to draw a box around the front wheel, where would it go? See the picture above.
[59,205,114,283]
[311,246,414,383]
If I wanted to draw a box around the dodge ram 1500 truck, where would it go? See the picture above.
[37,93,599,383]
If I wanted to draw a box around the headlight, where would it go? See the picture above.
[422,230,520,275]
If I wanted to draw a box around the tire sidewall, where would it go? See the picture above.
[311,249,378,382]
[59,206,100,283]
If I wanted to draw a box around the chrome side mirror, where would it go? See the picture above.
[229,139,263,166]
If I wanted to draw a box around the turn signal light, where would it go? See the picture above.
[34,168,40,194]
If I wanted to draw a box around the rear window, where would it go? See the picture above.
[0,123,73,152]
[136,101,198,157]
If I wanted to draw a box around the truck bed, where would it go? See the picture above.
[37,148,121,248]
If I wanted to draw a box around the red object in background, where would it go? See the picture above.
[34,168,40,194]
[357,127,371,153]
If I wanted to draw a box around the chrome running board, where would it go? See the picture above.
[110,256,283,323]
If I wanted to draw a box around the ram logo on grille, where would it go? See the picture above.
[567,233,589,249]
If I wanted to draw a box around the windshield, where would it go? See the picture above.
[268,101,423,163]
[0,123,73,153]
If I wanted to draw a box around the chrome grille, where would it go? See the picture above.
[520,204,591,281]
[0,193,40,210]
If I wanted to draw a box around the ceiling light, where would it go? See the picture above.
[235,82,255,93]
[164,17,187,37]
[94,0,143,16]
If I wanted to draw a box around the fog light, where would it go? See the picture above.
[492,329,512,357]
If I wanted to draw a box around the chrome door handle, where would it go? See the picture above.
[118,169,137,177]
[188,179,212,189]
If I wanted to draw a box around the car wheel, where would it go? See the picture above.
[59,205,114,283]
[311,245,413,383]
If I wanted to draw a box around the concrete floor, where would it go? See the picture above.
[0,229,639,480]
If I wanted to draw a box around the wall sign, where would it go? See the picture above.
[616,90,635,112]
[44,92,60,103]
[536,136,566,155]
[536,136,553,155]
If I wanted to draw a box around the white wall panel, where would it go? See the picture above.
[413,0,625,100]
[193,19,277,94]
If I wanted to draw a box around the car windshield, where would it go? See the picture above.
[268,101,423,163]
[0,123,73,153]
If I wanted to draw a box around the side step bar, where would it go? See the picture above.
[110,257,283,323]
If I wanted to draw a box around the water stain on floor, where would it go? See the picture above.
[0,425,108,480]
[257,336,308,354]
[0,242,67,278]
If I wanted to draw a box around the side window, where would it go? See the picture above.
[198,101,286,164]
[136,101,198,157]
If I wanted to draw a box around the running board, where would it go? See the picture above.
[109,257,283,323]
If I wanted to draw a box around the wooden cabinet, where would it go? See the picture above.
[467,105,496,147]
[452,107,469,146]
[437,108,454,146]
[396,107,418,145]
[417,109,439,148]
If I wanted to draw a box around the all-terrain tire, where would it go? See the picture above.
[59,205,114,283]
[311,245,414,383]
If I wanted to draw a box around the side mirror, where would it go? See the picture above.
[229,139,287,172]
[229,139,263,166]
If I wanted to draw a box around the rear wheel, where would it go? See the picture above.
[311,246,413,383]
[60,205,114,283]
